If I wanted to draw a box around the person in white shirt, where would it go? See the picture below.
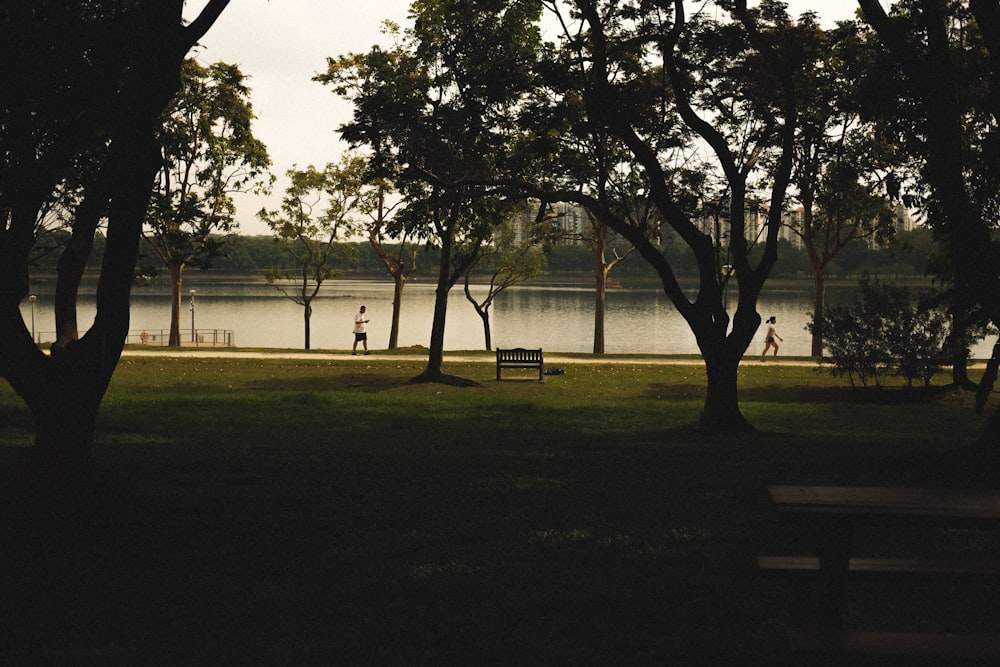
[352,305,370,355]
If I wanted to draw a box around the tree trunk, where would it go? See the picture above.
[946,309,978,390]
[27,29,186,490]
[53,183,106,347]
[26,127,158,494]
[388,274,406,350]
[952,350,975,389]
[168,263,184,346]
[811,269,825,357]
[699,335,755,433]
[701,360,751,432]
[30,374,103,501]
[419,278,449,380]
[594,232,607,354]
[414,229,453,382]
[479,307,492,351]
[0,2,230,504]
[303,301,312,350]
[464,270,493,351]
[977,407,1000,449]
[977,340,1000,449]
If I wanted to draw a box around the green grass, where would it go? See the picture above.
[1,356,999,664]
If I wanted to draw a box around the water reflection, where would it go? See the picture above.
[20,277,995,358]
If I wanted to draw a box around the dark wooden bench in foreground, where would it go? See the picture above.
[760,485,1000,662]
[496,347,544,382]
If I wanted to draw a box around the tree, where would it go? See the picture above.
[325,0,544,384]
[316,46,416,350]
[788,16,900,356]
[365,187,417,350]
[540,207,650,354]
[145,58,271,346]
[857,0,1000,443]
[405,185,516,382]
[523,0,802,432]
[463,219,547,350]
[511,43,649,356]
[259,158,363,350]
[0,1,230,495]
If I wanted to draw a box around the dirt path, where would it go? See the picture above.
[121,348,828,366]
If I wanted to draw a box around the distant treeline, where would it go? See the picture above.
[34,228,937,281]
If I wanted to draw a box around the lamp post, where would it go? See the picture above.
[189,289,196,345]
[28,294,36,342]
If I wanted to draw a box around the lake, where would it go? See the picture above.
[20,275,996,358]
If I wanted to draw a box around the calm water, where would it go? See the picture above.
[21,276,996,358]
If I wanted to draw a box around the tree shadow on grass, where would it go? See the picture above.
[247,372,412,393]
[740,383,958,405]
[640,382,707,402]
[643,382,961,405]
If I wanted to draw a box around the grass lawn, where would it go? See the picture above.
[1,354,999,665]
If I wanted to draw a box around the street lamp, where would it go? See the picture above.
[189,289,196,345]
[28,294,36,342]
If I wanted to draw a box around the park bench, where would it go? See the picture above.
[496,347,544,382]
[759,485,1000,662]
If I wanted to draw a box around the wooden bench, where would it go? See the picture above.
[761,485,1000,662]
[496,347,544,381]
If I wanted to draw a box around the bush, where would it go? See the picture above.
[889,300,949,387]
[809,276,949,388]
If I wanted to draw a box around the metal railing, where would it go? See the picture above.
[131,329,235,347]
[33,329,235,347]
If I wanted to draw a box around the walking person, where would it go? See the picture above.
[760,315,782,361]
[352,305,370,355]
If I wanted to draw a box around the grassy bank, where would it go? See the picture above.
[1,356,998,664]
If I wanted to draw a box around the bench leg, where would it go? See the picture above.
[815,521,853,631]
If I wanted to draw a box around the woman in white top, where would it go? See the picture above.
[760,315,782,361]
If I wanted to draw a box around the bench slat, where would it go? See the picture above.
[758,555,1000,578]
[790,630,1000,659]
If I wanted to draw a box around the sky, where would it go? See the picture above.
[189,1,864,235]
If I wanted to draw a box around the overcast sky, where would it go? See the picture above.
[190,1,862,235]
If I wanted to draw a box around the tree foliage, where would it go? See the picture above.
[858,0,1000,412]
[145,58,271,346]
[259,157,363,350]
[518,0,804,431]
[321,0,543,383]
[0,0,230,493]
[787,15,903,356]
[464,218,548,350]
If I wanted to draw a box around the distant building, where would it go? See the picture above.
[512,201,590,245]
[695,199,914,251]
[781,207,804,249]
[780,201,915,250]
[515,196,915,249]
[694,199,778,246]
[894,204,915,232]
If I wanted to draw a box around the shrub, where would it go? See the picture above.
[809,276,949,388]
[889,300,949,387]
